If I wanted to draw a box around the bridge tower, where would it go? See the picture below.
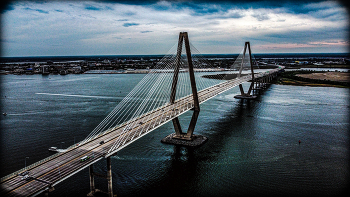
[234,42,257,100]
[161,32,208,147]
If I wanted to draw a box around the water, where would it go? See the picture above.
[0,74,348,197]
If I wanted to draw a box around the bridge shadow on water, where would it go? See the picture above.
[43,93,272,197]
[123,98,264,197]
[46,93,274,197]
[80,86,349,197]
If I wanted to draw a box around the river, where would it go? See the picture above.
[0,73,348,197]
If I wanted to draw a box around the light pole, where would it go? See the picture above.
[60,142,65,149]
[25,157,29,168]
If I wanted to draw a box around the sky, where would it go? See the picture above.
[0,0,349,57]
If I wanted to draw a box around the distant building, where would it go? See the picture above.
[42,65,50,75]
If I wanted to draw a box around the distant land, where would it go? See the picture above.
[1,53,349,75]
[1,53,349,63]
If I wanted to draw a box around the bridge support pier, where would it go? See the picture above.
[233,42,281,100]
[89,164,95,194]
[107,156,113,197]
[251,72,279,98]
[87,157,114,197]
[161,32,207,147]
[234,42,257,100]
[234,82,257,99]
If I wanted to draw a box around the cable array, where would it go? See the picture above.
[81,40,222,145]
[81,40,257,154]
[228,48,253,76]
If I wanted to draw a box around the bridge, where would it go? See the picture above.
[0,32,284,197]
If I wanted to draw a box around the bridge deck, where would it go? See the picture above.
[0,68,282,197]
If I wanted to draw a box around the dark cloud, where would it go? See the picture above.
[151,1,173,11]
[23,7,49,14]
[252,13,270,21]
[183,2,222,16]
[264,26,348,44]
[283,1,341,16]
[106,0,328,10]
[141,30,152,33]
[99,0,325,6]
[145,0,337,20]
[207,10,245,19]
[161,1,246,19]
[85,5,103,11]
[0,3,15,13]
[84,4,114,11]
[123,11,136,16]
[227,11,245,18]
[123,22,140,27]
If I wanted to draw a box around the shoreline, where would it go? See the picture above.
[2,68,350,89]
[273,78,349,88]
[201,70,350,88]
[2,65,349,75]
[273,70,350,88]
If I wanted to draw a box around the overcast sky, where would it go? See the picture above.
[0,0,349,57]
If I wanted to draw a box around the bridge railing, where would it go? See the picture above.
[0,142,80,183]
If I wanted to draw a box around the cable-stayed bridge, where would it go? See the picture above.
[0,32,284,197]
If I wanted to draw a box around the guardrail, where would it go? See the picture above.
[0,142,80,183]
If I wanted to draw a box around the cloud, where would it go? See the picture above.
[226,10,245,19]
[185,3,221,16]
[123,11,137,16]
[84,4,114,11]
[23,7,49,14]
[84,5,103,11]
[123,22,140,27]
[284,1,347,21]
[0,4,15,13]
[152,0,173,11]
[1,0,348,56]
[252,13,270,21]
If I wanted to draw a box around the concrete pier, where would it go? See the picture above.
[107,157,113,197]
[234,94,257,100]
[87,158,115,197]
[161,133,208,147]
[89,164,95,195]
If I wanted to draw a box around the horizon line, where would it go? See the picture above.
[1,52,349,58]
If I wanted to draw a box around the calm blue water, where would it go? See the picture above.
[0,74,348,197]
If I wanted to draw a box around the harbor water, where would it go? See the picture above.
[0,73,348,197]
